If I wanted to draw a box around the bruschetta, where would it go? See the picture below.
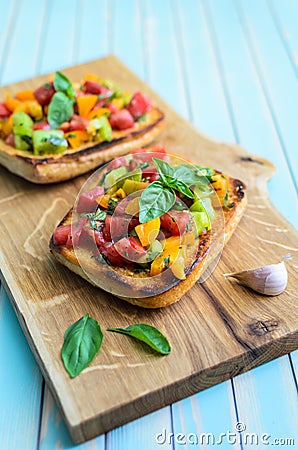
[0,72,164,183]
[50,146,247,308]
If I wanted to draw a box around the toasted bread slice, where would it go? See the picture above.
[50,161,247,308]
[0,108,164,184]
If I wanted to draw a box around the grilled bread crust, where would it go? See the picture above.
[0,107,164,184]
[50,176,247,308]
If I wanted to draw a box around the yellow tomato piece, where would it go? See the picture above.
[125,197,140,216]
[26,100,43,119]
[15,90,35,101]
[84,73,100,82]
[1,116,13,137]
[5,94,21,112]
[65,130,89,149]
[97,194,111,209]
[211,174,229,205]
[77,95,98,118]
[170,253,186,280]
[115,188,126,199]
[150,236,182,277]
[135,217,160,247]
[111,98,124,109]
[87,107,110,121]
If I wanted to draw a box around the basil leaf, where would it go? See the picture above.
[223,191,234,209]
[54,71,75,99]
[107,324,171,355]
[48,92,73,129]
[81,209,107,221]
[62,314,103,378]
[152,157,173,184]
[167,179,194,199]
[139,181,176,223]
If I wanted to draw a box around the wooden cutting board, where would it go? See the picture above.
[0,56,297,444]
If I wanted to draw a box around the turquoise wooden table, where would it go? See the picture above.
[0,0,297,448]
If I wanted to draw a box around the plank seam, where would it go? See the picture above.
[288,353,298,394]
[231,378,244,450]
[266,0,298,81]
[36,378,46,450]
[234,0,298,194]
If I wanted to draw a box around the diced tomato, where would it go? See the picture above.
[59,122,71,132]
[127,92,151,119]
[106,156,126,171]
[106,103,118,114]
[141,165,159,182]
[69,119,87,131]
[5,134,15,147]
[83,80,104,95]
[77,186,104,213]
[109,109,134,130]
[114,236,147,263]
[99,242,127,266]
[0,102,11,118]
[53,224,72,246]
[160,210,193,236]
[33,121,51,130]
[33,82,55,106]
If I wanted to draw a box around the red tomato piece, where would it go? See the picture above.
[0,102,11,118]
[106,156,126,171]
[77,186,104,213]
[33,82,55,106]
[53,224,72,246]
[127,92,151,119]
[160,210,193,236]
[114,236,147,263]
[33,121,51,130]
[106,103,118,114]
[5,134,15,146]
[141,165,160,182]
[59,122,71,132]
[109,109,134,130]
[83,80,104,95]
[100,242,126,266]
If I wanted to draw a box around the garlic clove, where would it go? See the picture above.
[223,261,288,296]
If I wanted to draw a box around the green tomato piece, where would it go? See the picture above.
[191,211,211,237]
[14,135,32,151]
[12,112,33,137]
[122,179,148,195]
[104,166,128,190]
[89,116,112,142]
[190,197,215,221]
[33,130,68,155]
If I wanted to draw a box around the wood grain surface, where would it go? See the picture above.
[0,56,297,444]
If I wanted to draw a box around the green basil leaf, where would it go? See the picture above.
[152,157,173,184]
[139,181,176,223]
[223,190,234,209]
[62,314,103,378]
[54,71,75,99]
[107,324,171,355]
[81,209,107,221]
[48,92,73,129]
[168,179,194,199]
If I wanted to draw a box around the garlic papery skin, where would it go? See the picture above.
[223,261,288,296]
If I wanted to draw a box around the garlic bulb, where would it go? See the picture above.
[223,257,289,296]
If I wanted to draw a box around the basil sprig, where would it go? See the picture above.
[62,315,103,378]
[54,71,75,99]
[81,208,107,229]
[48,71,75,128]
[107,324,171,355]
[48,92,73,129]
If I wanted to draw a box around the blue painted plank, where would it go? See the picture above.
[233,356,298,449]
[39,386,105,450]
[0,286,43,450]
[237,0,298,189]
[111,0,145,80]
[141,0,188,117]
[76,0,109,63]
[39,0,79,74]
[269,0,298,79]
[205,0,298,227]
[171,382,241,449]
[172,0,235,142]
[0,0,47,84]
[106,408,172,450]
